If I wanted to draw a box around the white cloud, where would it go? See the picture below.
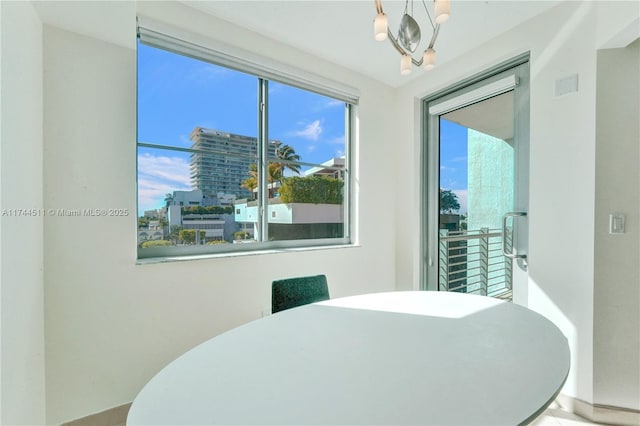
[137,153,192,212]
[323,99,344,109]
[293,120,322,141]
[186,65,229,82]
[453,189,468,214]
[328,135,345,146]
[268,84,284,95]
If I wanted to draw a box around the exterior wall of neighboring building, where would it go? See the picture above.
[467,129,514,232]
[189,127,277,199]
[304,157,345,179]
[465,129,514,296]
[167,205,182,229]
[169,189,203,206]
[182,214,225,240]
[236,202,343,225]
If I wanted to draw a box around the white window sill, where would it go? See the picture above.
[136,243,360,265]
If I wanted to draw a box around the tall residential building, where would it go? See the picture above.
[189,127,277,199]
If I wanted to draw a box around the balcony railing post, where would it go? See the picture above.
[439,229,449,292]
[479,227,489,296]
[503,229,513,294]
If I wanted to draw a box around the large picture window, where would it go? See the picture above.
[137,35,353,259]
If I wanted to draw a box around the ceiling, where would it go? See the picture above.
[184,0,561,88]
[33,0,561,88]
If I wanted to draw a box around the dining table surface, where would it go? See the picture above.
[127,291,570,425]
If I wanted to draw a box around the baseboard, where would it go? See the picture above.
[556,394,640,426]
[61,403,131,426]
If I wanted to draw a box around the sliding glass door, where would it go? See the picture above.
[422,59,530,302]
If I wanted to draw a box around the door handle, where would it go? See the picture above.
[502,212,527,260]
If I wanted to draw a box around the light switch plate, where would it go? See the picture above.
[609,213,625,234]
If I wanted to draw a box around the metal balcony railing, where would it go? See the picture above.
[439,228,513,301]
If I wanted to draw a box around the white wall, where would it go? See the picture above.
[0,2,46,425]
[40,2,396,424]
[394,0,639,410]
[594,39,640,410]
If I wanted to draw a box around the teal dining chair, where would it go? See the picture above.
[271,274,330,314]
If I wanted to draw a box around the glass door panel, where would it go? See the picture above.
[423,59,529,302]
[438,92,515,300]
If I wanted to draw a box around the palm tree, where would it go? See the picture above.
[242,163,283,199]
[240,163,258,199]
[241,164,259,200]
[164,193,174,207]
[241,176,258,199]
[273,142,301,176]
[267,163,282,198]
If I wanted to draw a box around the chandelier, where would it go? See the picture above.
[374,0,450,75]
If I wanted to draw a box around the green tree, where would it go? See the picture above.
[267,163,283,198]
[440,189,460,213]
[138,216,150,229]
[241,163,259,200]
[243,162,284,199]
[241,176,258,199]
[179,229,195,244]
[178,229,206,244]
[163,193,174,207]
[168,225,183,243]
[273,142,301,176]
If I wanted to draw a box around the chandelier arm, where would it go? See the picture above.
[387,30,407,56]
[421,0,435,30]
[375,0,383,14]
[427,23,440,49]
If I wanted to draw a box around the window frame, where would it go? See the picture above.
[136,20,357,260]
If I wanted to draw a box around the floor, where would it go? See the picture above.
[531,401,604,426]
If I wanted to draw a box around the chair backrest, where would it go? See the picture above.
[271,274,330,314]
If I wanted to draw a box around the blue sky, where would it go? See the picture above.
[439,118,469,213]
[137,42,346,215]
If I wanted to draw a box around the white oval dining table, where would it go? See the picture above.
[127,291,570,425]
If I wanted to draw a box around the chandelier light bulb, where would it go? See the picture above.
[423,48,436,70]
[401,55,412,75]
[374,13,388,41]
[435,0,450,24]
